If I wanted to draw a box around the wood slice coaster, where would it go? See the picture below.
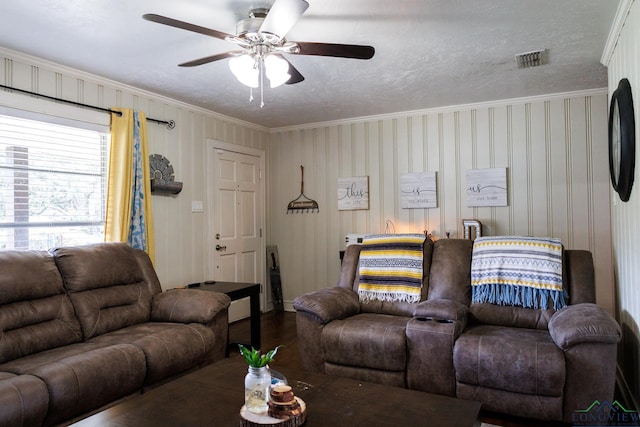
[239,397,306,427]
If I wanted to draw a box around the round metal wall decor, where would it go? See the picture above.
[608,78,636,202]
[149,154,183,195]
[149,154,174,185]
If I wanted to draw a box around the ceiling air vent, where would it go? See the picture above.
[515,49,546,68]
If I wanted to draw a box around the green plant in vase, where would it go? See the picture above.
[239,345,281,414]
[239,344,281,368]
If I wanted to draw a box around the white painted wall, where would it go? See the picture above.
[603,0,640,411]
[0,48,270,290]
[268,91,614,314]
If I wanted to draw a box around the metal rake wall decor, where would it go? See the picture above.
[287,165,319,213]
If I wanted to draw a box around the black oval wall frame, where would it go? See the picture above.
[608,78,636,202]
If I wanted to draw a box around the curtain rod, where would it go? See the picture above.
[0,84,175,129]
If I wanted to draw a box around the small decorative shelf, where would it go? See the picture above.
[150,179,183,195]
[149,154,183,195]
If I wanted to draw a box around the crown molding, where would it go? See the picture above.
[0,46,270,133]
[269,88,608,133]
[601,0,634,66]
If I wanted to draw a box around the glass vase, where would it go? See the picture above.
[244,366,271,413]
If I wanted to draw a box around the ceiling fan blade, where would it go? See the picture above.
[143,14,234,41]
[179,51,241,67]
[294,42,375,60]
[281,58,305,84]
[259,0,309,39]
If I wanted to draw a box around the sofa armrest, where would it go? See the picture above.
[151,289,231,324]
[548,303,621,350]
[293,287,359,323]
[413,299,469,324]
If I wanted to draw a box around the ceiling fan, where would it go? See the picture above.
[143,0,375,106]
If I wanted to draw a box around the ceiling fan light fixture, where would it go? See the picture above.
[228,54,259,88]
[265,55,291,88]
[144,0,373,107]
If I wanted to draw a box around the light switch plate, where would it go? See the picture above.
[191,201,204,213]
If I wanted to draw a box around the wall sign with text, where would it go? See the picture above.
[466,168,507,207]
[337,176,370,210]
[400,171,437,208]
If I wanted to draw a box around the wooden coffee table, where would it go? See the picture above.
[72,356,481,427]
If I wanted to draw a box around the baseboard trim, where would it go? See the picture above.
[617,363,639,412]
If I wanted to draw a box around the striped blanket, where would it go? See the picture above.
[358,234,425,303]
[471,236,567,310]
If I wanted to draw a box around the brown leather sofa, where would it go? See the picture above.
[293,238,621,423]
[0,242,231,427]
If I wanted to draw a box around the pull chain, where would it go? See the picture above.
[260,60,265,108]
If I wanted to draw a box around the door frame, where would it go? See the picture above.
[206,139,267,313]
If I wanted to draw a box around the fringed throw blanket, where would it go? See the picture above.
[471,236,567,310]
[358,234,425,303]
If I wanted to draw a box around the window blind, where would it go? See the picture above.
[0,113,110,250]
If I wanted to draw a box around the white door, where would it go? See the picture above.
[208,142,265,321]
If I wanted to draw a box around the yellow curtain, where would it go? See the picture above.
[105,108,155,263]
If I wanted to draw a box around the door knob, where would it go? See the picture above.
[216,244,227,251]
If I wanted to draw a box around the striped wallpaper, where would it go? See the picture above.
[604,0,640,411]
[268,91,614,314]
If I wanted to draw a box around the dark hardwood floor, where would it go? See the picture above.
[228,311,569,427]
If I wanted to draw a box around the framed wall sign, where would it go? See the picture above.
[400,172,437,208]
[466,168,507,207]
[337,176,369,210]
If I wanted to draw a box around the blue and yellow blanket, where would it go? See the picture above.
[471,236,567,310]
[358,234,425,303]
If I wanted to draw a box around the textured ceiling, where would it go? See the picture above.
[0,0,618,129]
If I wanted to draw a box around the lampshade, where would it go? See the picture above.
[229,55,259,88]
[264,55,291,88]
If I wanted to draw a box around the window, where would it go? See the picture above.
[0,113,110,250]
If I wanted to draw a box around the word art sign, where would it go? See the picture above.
[466,168,507,207]
[338,176,369,210]
[400,172,437,208]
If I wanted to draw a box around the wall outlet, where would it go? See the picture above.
[345,233,367,247]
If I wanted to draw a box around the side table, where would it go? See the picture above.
[187,281,261,352]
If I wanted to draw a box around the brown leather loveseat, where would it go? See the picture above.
[0,242,231,427]
[293,237,621,423]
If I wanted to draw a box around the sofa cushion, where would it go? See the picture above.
[0,296,83,363]
[52,243,155,339]
[0,373,49,427]
[469,303,554,330]
[321,313,409,371]
[0,342,114,374]
[427,239,473,305]
[27,343,147,426]
[52,242,144,292]
[0,250,82,363]
[87,322,216,384]
[0,250,64,305]
[454,325,565,397]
